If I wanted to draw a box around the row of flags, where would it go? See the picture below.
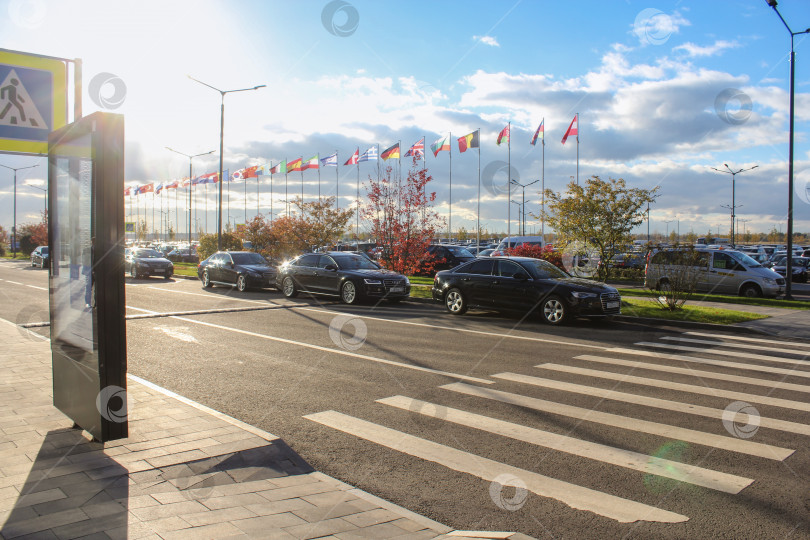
[125,115,579,197]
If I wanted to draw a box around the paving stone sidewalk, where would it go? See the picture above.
[0,320,531,540]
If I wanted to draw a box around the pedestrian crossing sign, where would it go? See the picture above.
[0,49,67,155]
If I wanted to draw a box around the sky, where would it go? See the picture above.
[1,0,809,241]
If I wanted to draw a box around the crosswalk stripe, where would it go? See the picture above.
[606,347,810,380]
[529,364,810,413]
[574,355,810,395]
[442,382,793,461]
[304,410,689,523]
[378,395,754,493]
[685,331,810,348]
[522,365,810,438]
[661,336,810,356]
[634,342,806,366]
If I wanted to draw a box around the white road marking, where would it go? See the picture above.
[685,331,808,347]
[525,366,810,438]
[632,342,810,368]
[606,347,810,380]
[155,326,198,343]
[125,306,492,384]
[575,355,810,395]
[661,336,810,356]
[25,284,47,291]
[441,382,792,460]
[378,395,753,494]
[304,410,688,523]
[531,364,810,413]
[5,280,22,285]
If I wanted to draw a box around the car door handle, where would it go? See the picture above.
[492,280,500,284]
[461,277,471,281]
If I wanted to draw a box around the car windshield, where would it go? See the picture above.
[446,246,473,257]
[334,255,380,270]
[133,249,162,258]
[523,259,570,279]
[232,253,268,265]
[793,258,809,267]
[40,247,48,254]
[729,250,762,268]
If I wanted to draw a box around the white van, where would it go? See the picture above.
[645,248,785,298]
[492,236,544,256]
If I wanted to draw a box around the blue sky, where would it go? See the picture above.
[1,0,809,240]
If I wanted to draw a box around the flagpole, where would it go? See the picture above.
[541,118,545,240]
[356,152,360,239]
[507,121,511,243]
[285,158,289,216]
[317,155,321,203]
[256,172,260,218]
[477,128,481,249]
[270,169,274,222]
[576,112,579,185]
[335,150,339,210]
[397,140,402,213]
[448,131,452,242]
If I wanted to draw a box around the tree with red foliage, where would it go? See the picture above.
[506,244,565,270]
[18,210,48,255]
[363,159,444,275]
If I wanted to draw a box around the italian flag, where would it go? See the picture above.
[270,161,285,174]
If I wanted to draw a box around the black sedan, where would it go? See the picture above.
[166,248,199,263]
[30,246,49,269]
[772,256,810,283]
[431,256,621,324]
[198,251,278,291]
[277,252,410,304]
[126,248,174,279]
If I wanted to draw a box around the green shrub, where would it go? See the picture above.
[197,233,243,261]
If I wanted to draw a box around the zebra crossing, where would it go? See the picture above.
[305,330,810,526]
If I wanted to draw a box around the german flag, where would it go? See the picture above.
[381,143,400,161]
[286,158,303,173]
[458,130,479,153]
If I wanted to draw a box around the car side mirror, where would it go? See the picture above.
[230,262,235,268]
[324,264,337,271]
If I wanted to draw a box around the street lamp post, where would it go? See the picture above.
[710,164,757,248]
[23,182,47,212]
[166,147,215,248]
[663,220,674,242]
[766,0,809,300]
[1,163,39,258]
[187,76,265,250]
[510,179,540,236]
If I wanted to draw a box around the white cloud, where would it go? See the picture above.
[474,35,500,47]
[673,40,741,58]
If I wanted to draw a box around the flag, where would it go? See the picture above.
[124,186,132,197]
[457,130,479,153]
[358,146,378,162]
[430,135,450,157]
[197,172,218,184]
[561,114,578,145]
[381,143,400,161]
[233,165,259,180]
[497,125,510,146]
[531,120,544,146]
[181,176,192,187]
[155,182,165,195]
[165,179,180,189]
[139,183,155,194]
[270,161,286,174]
[303,155,319,170]
[320,152,338,167]
[344,148,359,165]
[255,163,271,175]
[287,158,303,172]
[405,138,424,157]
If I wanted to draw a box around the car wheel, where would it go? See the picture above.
[541,295,568,325]
[202,270,212,288]
[282,276,298,298]
[236,275,247,292]
[740,284,762,298]
[164,272,172,280]
[341,280,359,304]
[444,288,467,315]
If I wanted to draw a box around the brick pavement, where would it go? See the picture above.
[0,319,531,540]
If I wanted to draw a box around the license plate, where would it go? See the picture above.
[154,269,164,273]
[606,301,620,309]
[389,286,405,293]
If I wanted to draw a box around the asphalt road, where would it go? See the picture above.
[2,259,810,539]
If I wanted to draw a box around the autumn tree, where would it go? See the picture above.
[363,160,444,275]
[540,176,658,281]
[0,225,7,256]
[17,211,48,255]
[197,232,243,261]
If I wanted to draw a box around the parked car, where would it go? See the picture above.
[30,246,49,269]
[126,248,173,279]
[477,249,496,258]
[198,251,277,291]
[605,253,644,270]
[431,257,620,324]
[772,257,810,283]
[644,248,785,298]
[277,252,410,304]
[166,248,199,263]
[417,245,476,275]
[491,235,545,256]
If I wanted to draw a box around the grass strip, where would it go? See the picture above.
[620,297,768,324]
[618,288,810,310]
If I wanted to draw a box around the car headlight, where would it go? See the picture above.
[763,278,776,285]
[403,277,410,284]
[364,279,382,285]
[571,291,597,299]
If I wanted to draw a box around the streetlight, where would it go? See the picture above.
[187,76,265,250]
[23,181,47,212]
[510,200,522,235]
[510,179,540,236]
[765,0,809,300]
[1,163,39,258]
[663,220,674,243]
[710,164,757,248]
[165,147,215,248]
